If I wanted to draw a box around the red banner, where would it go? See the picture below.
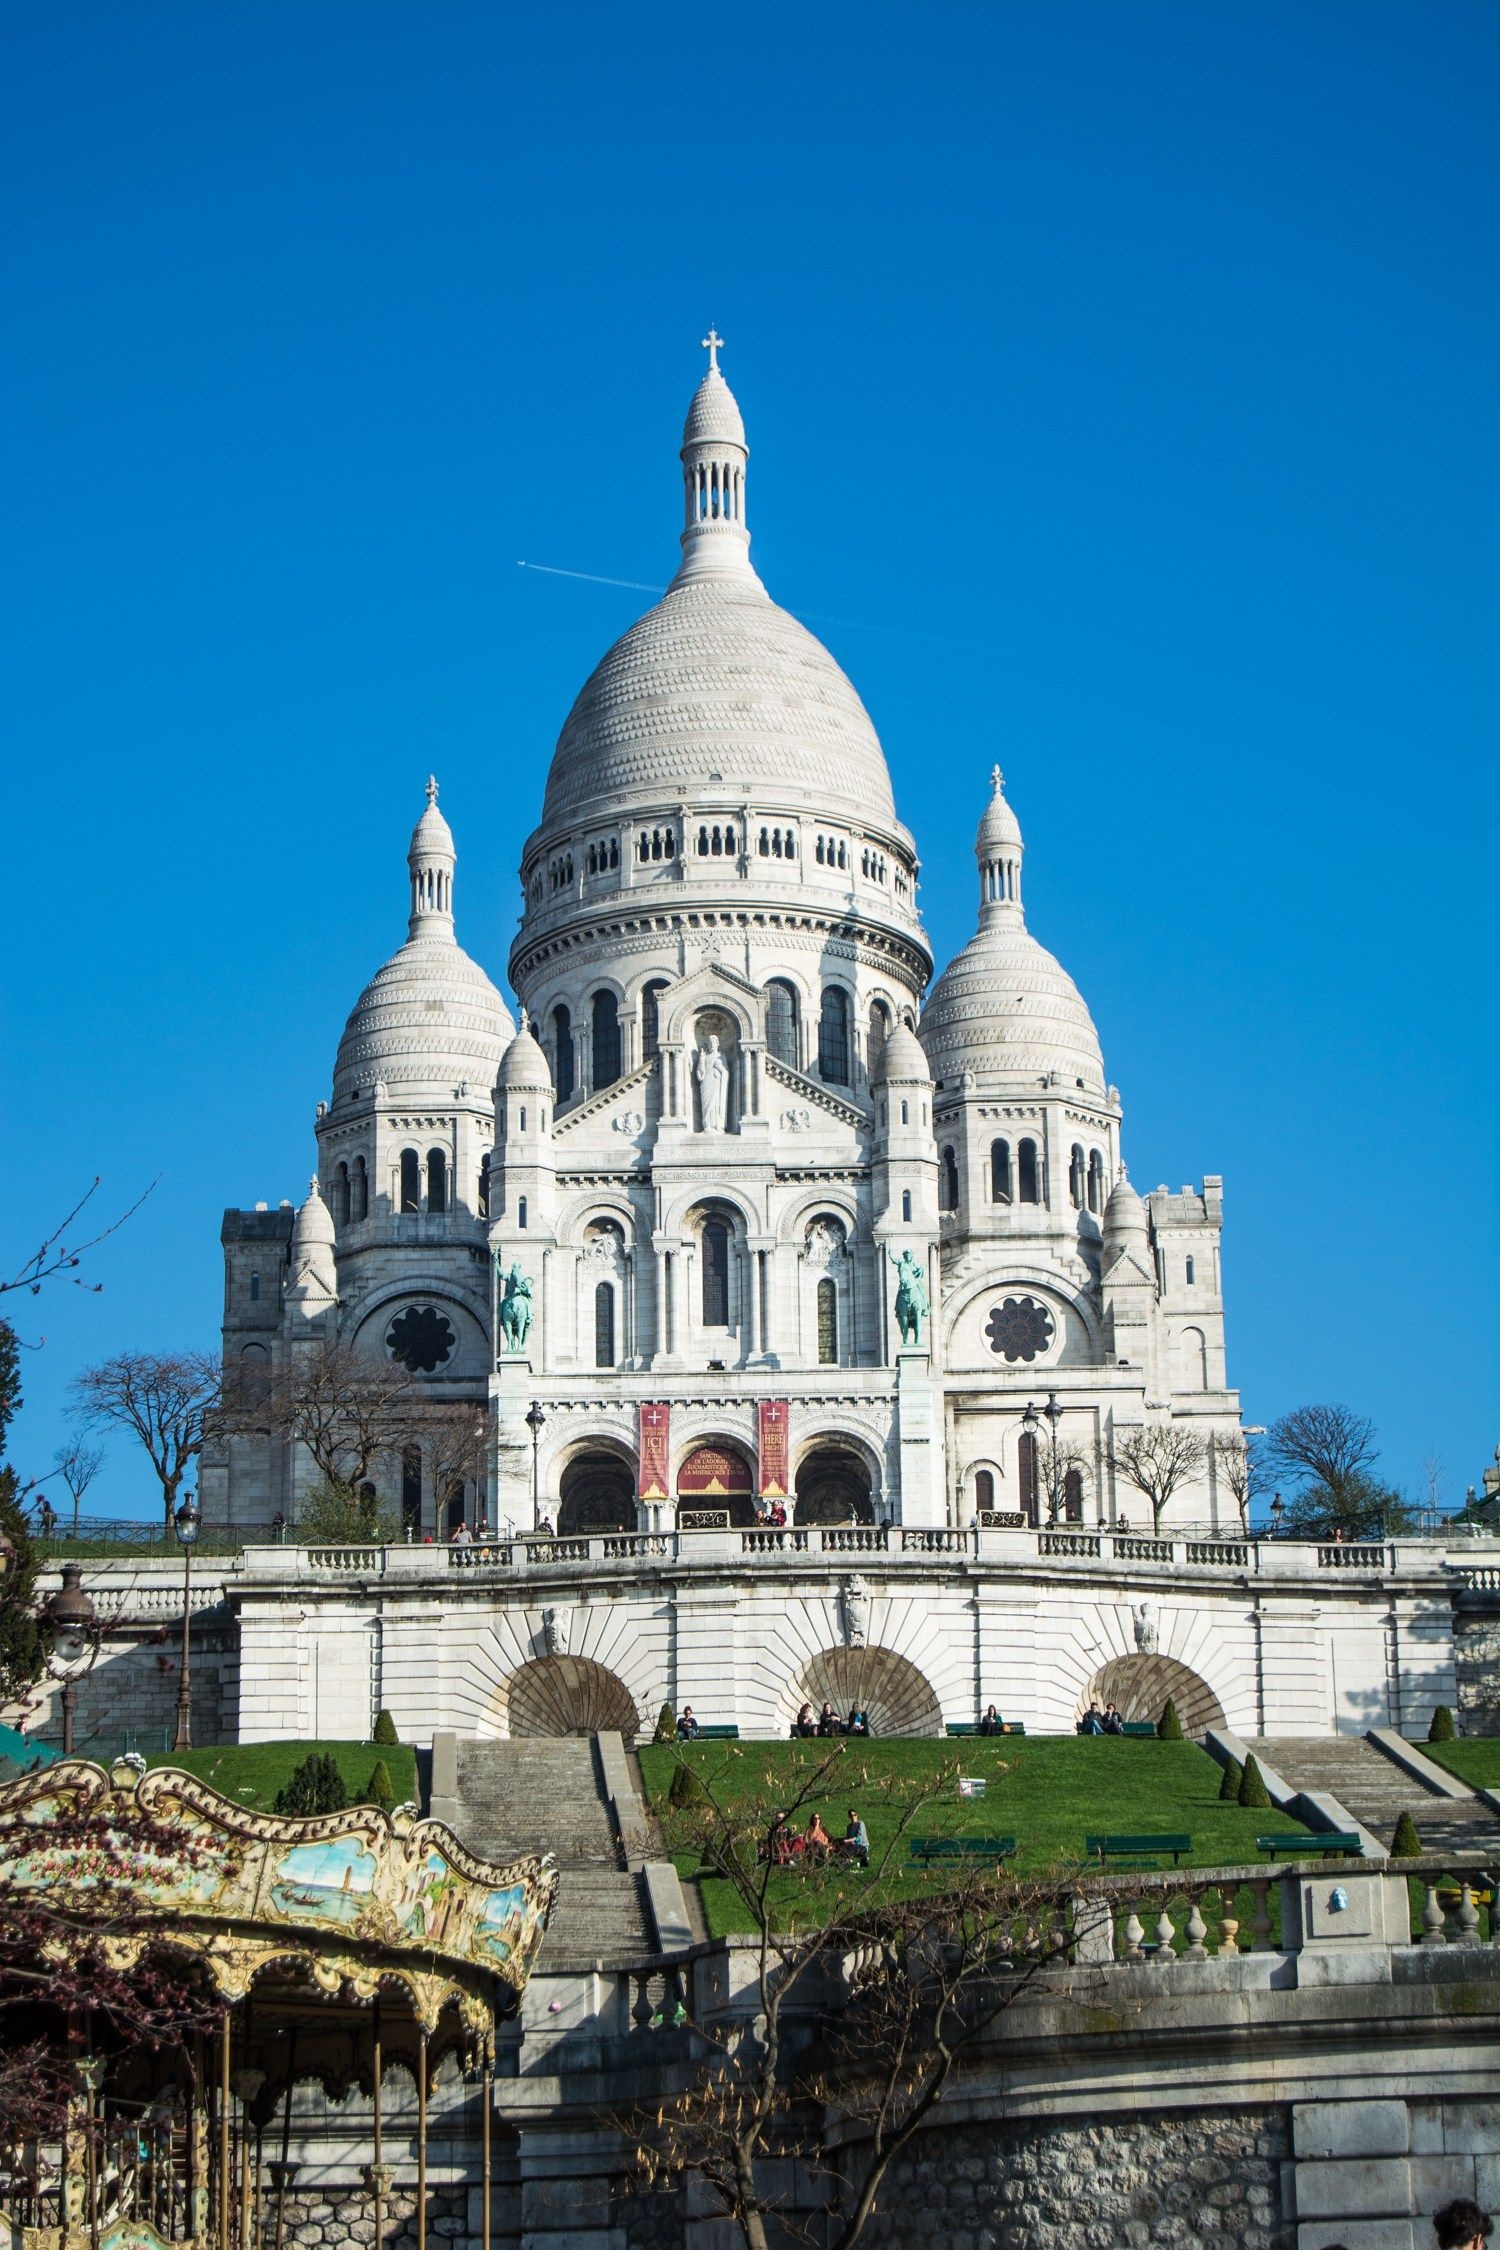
[678,1444,753,1497]
[757,1399,791,1499]
[638,1402,671,1501]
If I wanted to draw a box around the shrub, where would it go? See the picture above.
[273,1752,348,1817]
[1218,1757,1243,1802]
[301,1483,397,1545]
[1156,1698,1184,1742]
[366,1758,396,1811]
[1391,1811,1422,1858]
[667,1760,704,1810]
[653,1702,677,1744]
[1427,1705,1456,1743]
[373,1709,399,1746]
[1237,1754,1272,1810]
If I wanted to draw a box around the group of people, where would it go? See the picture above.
[753,1499,789,1529]
[791,1701,871,1739]
[763,1806,870,1870]
[1076,1701,1128,1735]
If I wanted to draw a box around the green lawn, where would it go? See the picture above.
[1416,1738,1500,1790]
[639,1737,1312,1937]
[145,1740,418,1814]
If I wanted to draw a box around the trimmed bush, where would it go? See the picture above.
[273,1751,348,1817]
[653,1702,677,1744]
[667,1759,704,1809]
[1218,1757,1243,1802]
[373,1709,399,1746]
[1427,1705,1456,1743]
[1391,1810,1423,1858]
[1237,1754,1272,1810]
[1156,1698,1184,1742]
[366,1758,396,1811]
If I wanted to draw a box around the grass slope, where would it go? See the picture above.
[1417,1739,1500,1791]
[145,1740,418,1814]
[639,1737,1311,1936]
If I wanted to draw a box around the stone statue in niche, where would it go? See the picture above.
[841,1574,868,1649]
[804,1219,844,1270]
[541,1605,569,1657]
[694,1035,729,1132]
[1133,1600,1158,1654]
[497,1261,534,1351]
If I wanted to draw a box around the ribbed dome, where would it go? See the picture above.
[873,1020,932,1086]
[683,368,746,447]
[542,577,897,825]
[334,936,514,1104]
[920,922,1105,1092]
[497,1020,553,1091]
[1103,1169,1148,1248]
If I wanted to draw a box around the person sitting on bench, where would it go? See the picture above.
[1102,1701,1125,1735]
[978,1704,1001,1736]
[843,1809,870,1868]
[817,1702,842,1737]
[676,1706,700,1740]
[1078,1703,1105,1736]
[846,1704,871,1737]
[792,1702,818,1738]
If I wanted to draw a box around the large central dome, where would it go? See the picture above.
[542,575,898,826]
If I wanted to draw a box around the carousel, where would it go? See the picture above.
[0,1754,557,2250]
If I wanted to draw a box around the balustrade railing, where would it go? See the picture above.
[901,1527,967,1553]
[1113,1535,1173,1562]
[1039,1532,1101,1559]
[823,1527,890,1552]
[740,1528,809,1554]
[306,1544,383,1572]
[1186,1539,1249,1566]
[1318,1542,1390,1568]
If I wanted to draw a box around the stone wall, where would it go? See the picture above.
[274,2185,466,2250]
[1454,1595,1500,1736]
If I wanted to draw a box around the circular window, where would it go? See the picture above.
[984,1295,1054,1363]
[386,1304,457,1374]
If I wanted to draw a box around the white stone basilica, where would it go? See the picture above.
[207,337,1241,1553]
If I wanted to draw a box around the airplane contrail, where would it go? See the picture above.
[517,560,665,593]
[517,558,968,649]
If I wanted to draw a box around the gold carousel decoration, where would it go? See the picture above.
[0,1754,558,2250]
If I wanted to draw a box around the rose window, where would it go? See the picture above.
[386,1304,457,1374]
[984,1295,1054,1363]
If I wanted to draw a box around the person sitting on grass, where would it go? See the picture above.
[843,1809,870,1868]
[792,1701,817,1739]
[979,1703,1001,1736]
[804,1811,832,1863]
[676,1705,700,1740]
[764,1810,795,1867]
[1077,1702,1105,1736]
[817,1701,842,1737]
[1102,1701,1125,1735]
[846,1704,871,1738]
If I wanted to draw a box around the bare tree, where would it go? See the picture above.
[223,1337,423,1530]
[72,1351,221,1535]
[427,1403,491,1522]
[623,1744,1079,2250]
[1107,1422,1208,1533]
[1262,1404,1411,1538]
[52,1438,105,1535]
[3,1177,156,1299]
[1036,1439,1092,1526]
[1214,1430,1260,1535]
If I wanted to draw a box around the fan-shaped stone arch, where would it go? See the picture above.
[790,1646,942,1738]
[1080,1655,1224,1738]
[503,1656,640,1744]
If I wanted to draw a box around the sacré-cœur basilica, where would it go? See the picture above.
[200,341,1460,1746]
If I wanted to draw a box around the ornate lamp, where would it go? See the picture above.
[525,1402,547,1531]
[45,1563,100,1754]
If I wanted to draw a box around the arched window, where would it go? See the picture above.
[940,1146,960,1212]
[1185,1255,1196,1286]
[335,1162,351,1226]
[1018,1138,1041,1204]
[818,986,850,1084]
[975,1469,995,1513]
[900,1099,909,1124]
[641,979,669,1062]
[817,1276,838,1366]
[591,991,621,1089]
[866,998,890,1079]
[766,979,799,1067]
[427,1147,448,1214]
[701,1218,730,1327]
[478,1154,491,1220]
[249,1273,260,1303]
[517,1195,528,1230]
[400,1147,421,1213]
[1087,1150,1105,1214]
[990,1139,1012,1202]
[1018,1431,1040,1525]
[1069,1144,1086,1209]
[552,1004,575,1101]
[594,1282,616,1369]
[901,1190,913,1223]
[351,1155,368,1221]
[402,1444,422,1534]
[1063,1467,1085,1522]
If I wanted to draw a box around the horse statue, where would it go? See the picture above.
[893,1249,930,1347]
[497,1261,534,1352]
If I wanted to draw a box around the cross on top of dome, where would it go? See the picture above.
[701,326,724,372]
[426,774,439,806]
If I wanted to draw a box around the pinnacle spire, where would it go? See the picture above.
[407,776,456,936]
[674,333,756,588]
[976,766,1024,925]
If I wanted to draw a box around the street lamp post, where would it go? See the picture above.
[525,1402,547,1532]
[1269,1491,1285,1538]
[45,1563,100,1756]
[173,1491,201,1751]
[1022,1392,1066,1524]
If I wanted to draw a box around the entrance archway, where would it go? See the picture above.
[504,1655,640,1742]
[790,1646,942,1738]
[1080,1654,1225,1737]
[557,1452,636,1536]
[677,1441,756,1528]
[794,1445,874,1526]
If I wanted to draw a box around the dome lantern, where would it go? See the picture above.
[408,775,456,936]
[977,765,1024,925]
[675,329,755,587]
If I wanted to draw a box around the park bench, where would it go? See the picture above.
[908,1835,1018,1869]
[1083,1833,1192,1868]
[946,1721,1026,1736]
[1121,1722,1158,1737]
[1256,1832,1361,1860]
[683,1724,740,1740]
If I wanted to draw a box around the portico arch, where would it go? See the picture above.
[794,1442,874,1526]
[503,1656,640,1743]
[557,1450,637,1536]
[677,1439,755,1528]
[1080,1654,1225,1737]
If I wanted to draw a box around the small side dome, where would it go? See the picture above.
[977,764,1023,857]
[293,1175,336,1249]
[1102,1169,1149,1249]
[497,1018,553,1092]
[683,330,747,447]
[874,1020,933,1087]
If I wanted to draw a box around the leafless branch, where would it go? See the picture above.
[2,1177,158,1298]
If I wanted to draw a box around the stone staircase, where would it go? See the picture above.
[1248,1736,1500,1858]
[451,1737,654,1966]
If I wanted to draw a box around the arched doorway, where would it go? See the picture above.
[1080,1654,1225,1737]
[557,1452,637,1536]
[790,1646,942,1738]
[505,1655,640,1743]
[794,1445,874,1526]
[677,1441,755,1528]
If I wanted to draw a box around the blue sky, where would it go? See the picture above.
[2,0,1496,1518]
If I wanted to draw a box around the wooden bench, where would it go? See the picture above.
[908,1835,1018,1868]
[1256,1832,1360,1860]
[1121,1722,1158,1737]
[682,1724,740,1740]
[947,1721,1026,1736]
[1084,1832,1192,1867]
